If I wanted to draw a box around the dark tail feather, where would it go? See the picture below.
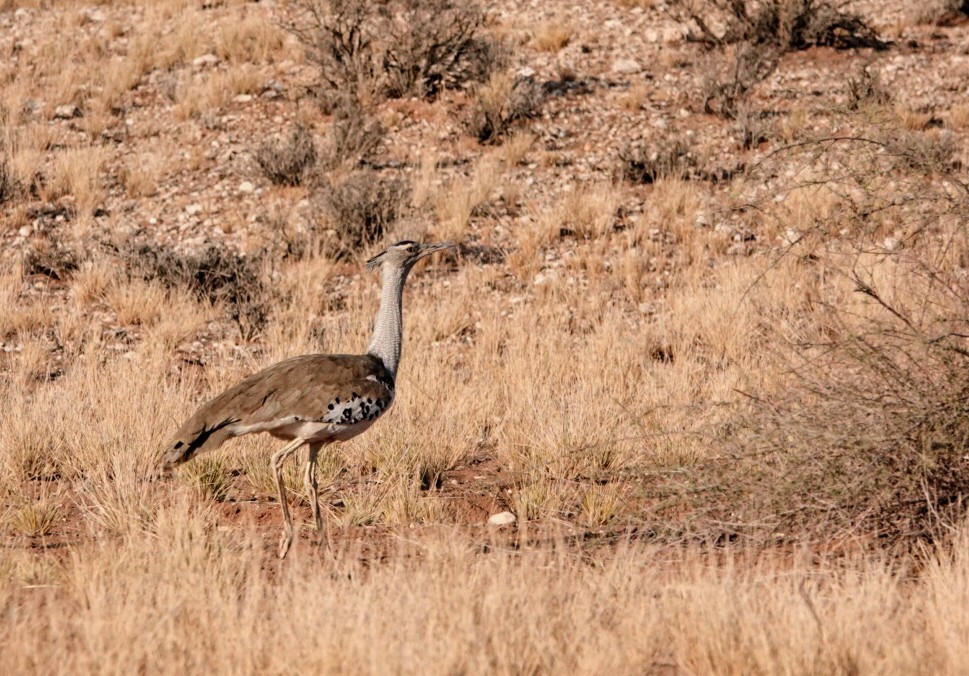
[158,417,238,472]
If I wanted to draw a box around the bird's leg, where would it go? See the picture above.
[272,437,306,559]
[305,442,323,534]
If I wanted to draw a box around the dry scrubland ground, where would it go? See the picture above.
[2,0,969,672]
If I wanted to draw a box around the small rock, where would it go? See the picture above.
[487,511,517,526]
[238,181,255,194]
[612,59,641,75]
[18,226,31,238]
[53,104,81,119]
[81,7,106,22]
[185,203,203,216]
[192,53,220,69]
[232,94,253,104]
[263,79,285,93]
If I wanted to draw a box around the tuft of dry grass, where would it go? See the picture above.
[532,21,574,52]
[466,71,544,143]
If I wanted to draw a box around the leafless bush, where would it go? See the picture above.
[912,0,969,26]
[319,171,411,254]
[671,131,969,551]
[22,236,81,281]
[0,156,20,204]
[253,124,317,186]
[618,137,697,183]
[701,42,779,119]
[118,242,269,340]
[887,129,956,175]
[287,0,502,109]
[669,0,884,50]
[383,0,507,99]
[721,257,969,550]
[319,97,385,170]
[733,104,771,149]
[466,73,544,144]
[846,67,891,111]
[284,0,384,111]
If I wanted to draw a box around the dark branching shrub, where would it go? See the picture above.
[701,42,779,119]
[886,129,956,175]
[254,124,317,186]
[721,257,969,550]
[467,73,544,143]
[287,0,502,108]
[319,97,385,170]
[320,171,411,253]
[669,0,884,50]
[285,0,383,111]
[0,156,20,204]
[845,67,891,111]
[120,243,269,340]
[383,0,507,99]
[22,236,81,281]
[619,138,696,184]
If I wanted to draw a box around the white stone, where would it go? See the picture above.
[192,53,220,69]
[232,94,253,103]
[53,104,81,119]
[612,59,641,75]
[185,203,203,216]
[238,181,255,194]
[487,511,517,526]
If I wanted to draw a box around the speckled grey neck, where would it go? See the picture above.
[366,264,409,380]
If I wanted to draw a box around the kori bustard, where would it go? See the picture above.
[157,241,454,558]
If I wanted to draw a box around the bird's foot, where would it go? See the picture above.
[278,530,294,559]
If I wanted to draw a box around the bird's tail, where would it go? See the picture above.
[155,417,238,477]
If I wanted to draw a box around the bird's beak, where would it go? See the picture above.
[416,242,456,260]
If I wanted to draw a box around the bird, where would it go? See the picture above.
[156,241,454,558]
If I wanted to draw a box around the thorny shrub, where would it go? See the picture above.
[253,124,317,186]
[719,251,969,550]
[845,66,891,111]
[0,156,19,204]
[319,97,385,170]
[286,0,502,109]
[668,0,884,50]
[466,73,544,144]
[676,133,969,551]
[383,0,507,99]
[701,41,779,119]
[619,137,697,184]
[318,171,411,254]
[22,235,81,281]
[117,242,269,340]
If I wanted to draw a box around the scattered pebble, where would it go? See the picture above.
[53,104,81,119]
[487,511,517,526]
[611,58,641,75]
[192,53,220,69]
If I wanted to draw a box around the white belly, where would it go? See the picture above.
[228,398,393,444]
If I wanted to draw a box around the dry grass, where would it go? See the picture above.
[3,519,969,673]
[532,21,574,52]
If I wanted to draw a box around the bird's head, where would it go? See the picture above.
[365,240,455,273]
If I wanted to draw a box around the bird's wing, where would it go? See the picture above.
[161,354,394,467]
